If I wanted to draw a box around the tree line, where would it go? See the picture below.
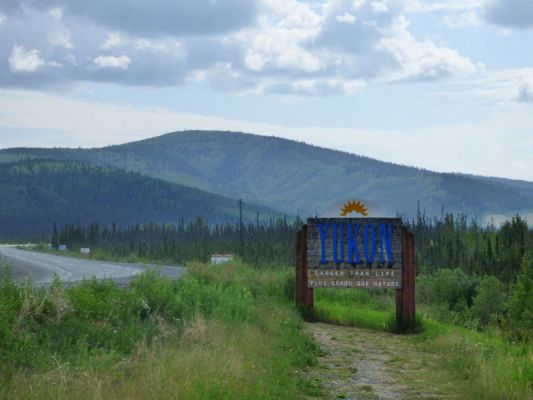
[51,213,532,285]
[52,216,302,267]
[410,213,531,285]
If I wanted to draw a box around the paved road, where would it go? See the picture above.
[0,245,184,286]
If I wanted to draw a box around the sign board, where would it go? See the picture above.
[306,218,403,289]
[210,254,233,265]
[58,244,67,251]
[80,247,91,255]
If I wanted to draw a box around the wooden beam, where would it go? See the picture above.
[396,227,416,332]
[295,228,303,306]
[295,225,314,319]
[302,225,314,310]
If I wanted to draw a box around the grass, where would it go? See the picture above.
[0,261,321,399]
[411,323,533,399]
[313,288,395,332]
[4,253,533,399]
[313,286,533,399]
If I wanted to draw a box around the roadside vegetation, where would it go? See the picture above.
[4,213,533,398]
[0,261,320,399]
[313,262,533,399]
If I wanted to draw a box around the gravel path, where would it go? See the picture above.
[305,322,458,400]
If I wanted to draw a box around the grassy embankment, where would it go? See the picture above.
[0,261,321,399]
[314,288,533,399]
[3,252,532,399]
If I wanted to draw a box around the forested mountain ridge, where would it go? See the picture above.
[1,130,532,219]
[0,159,278,238]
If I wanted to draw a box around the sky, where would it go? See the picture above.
[0,0,532,181]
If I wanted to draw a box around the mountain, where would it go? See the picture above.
[0,159,278,238]
[1,130,532,220]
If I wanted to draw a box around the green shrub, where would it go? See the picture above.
[417,268,478,312]
[505,252,533,341]
[471,275,505,328]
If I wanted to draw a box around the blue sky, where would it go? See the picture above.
[0,0,532,180]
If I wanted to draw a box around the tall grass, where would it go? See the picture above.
[313,288,396,331]
[407,320,533,400]
[0,261,320,399]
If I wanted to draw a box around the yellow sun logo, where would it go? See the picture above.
[340,200,368,217]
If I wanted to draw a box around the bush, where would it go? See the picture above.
[505,252,533,341]
[417,268,478,312]
[471,275,504,328]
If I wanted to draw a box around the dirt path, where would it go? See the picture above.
[305,323,459,400]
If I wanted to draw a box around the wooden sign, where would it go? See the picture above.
[295,216,416,332]
[306,218,403,289]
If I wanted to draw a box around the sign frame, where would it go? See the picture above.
[295,219,416,332]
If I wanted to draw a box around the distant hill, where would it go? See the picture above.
[2,130,533,220]
[0,159,278,238]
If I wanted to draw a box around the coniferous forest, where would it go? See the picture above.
[51,216,301,267]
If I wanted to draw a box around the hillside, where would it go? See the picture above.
[2,130,532,219]
[0,159,277,238]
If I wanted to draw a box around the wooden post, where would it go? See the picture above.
[295,228,303,307]
[395,227,416,332]
[295,225,314,319]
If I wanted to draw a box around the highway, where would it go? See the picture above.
[0,245,184,286]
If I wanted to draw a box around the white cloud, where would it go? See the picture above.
[442,11,481,28]
[335,13,357,23]
[314,0,477,84]
[406,0,483,13]
[517,81,533,102]
[261,78,366,95]
[48,29,73,49]
[378,17,478,81]
[237,1,325,76]
[370,1,389,13]
[0,0,478,94]
[49,7,63,20]
[381,37,478,80]
[101,33,124,50]
[432,68,533,103]
[8,45,46,73]
[0,12,6,24]
[294,79,365,95]
[93,55,131,69]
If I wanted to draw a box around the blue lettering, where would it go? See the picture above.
[317,223,329,263]
[333,223,344,264]
[363,224,376,264]
[348,223,361,264]
[379,223,394,267]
